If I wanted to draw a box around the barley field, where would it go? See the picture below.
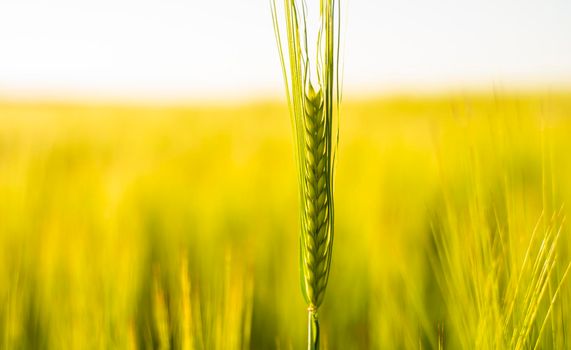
[1,93,571,349]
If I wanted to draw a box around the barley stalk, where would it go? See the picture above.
[271,1,342,348]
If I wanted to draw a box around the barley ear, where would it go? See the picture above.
[271,0,343,349]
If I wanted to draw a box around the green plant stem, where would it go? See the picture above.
[308,308,319,350]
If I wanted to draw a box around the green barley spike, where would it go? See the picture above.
[271,0,342,348]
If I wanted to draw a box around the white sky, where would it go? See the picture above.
[0,0,570,101]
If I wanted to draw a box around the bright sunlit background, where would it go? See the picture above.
[1,0,570,101]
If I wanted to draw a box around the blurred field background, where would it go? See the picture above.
[1,93,571,349]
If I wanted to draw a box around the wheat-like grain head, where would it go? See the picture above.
[301,84,331,309]
[271,0,342,348]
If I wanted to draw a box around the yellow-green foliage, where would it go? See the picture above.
[0,93,571,349]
